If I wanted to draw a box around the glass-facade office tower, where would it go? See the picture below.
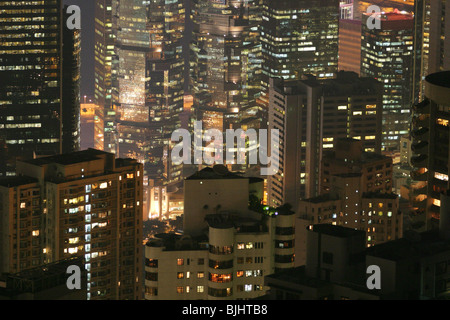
[113,0,150,163]
[94,0,114,153]
[95,0,151,159]
[0,0,81,177]
[145,0,185,217]
[95,0,185,218]
[190,0,262,132]
[259,0,340,124]
[361,11,414,154]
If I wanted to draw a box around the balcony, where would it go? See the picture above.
[411,127,429,140]
[412,114,429,128]
[412,198,427,209]
[411,169,428,181]
[411,141,428,153]
[412,185,427,196]
[411,154,428,167]
[412,98,430,114]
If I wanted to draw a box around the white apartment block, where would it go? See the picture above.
[144,166,296,300]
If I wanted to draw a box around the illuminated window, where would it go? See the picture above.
[437,118,449,126]
[100,182,108,189]
[177,258,184,266]
[68,237,79,244]
[434,172,449,181]
[209,273,232,283]
[433,199,441,207]
[197,286,204,293]
[177,272,184,279]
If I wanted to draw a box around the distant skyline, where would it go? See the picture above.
[64,0,94,97]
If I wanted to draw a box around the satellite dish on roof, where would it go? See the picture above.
[213,164,228,175]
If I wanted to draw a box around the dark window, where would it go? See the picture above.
[145,271,158,281]
[323,252,333,265]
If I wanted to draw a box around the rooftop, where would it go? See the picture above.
[145,232,208,251]
[20,148,112,166]
[185,165,263,183]
[363,9,414,21]
[0,176,38,188]
[366,230,450,261]
[425,71,450,89]
[205,212,269,233]
[115,157,139,168]
[7,257,83,282]
[309,224,366,239]
[265,266,329,289]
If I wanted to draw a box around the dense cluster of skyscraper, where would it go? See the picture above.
[0,0,450,300]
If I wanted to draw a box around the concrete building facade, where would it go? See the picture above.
[0,149,143,300]
[144,166,296,300]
